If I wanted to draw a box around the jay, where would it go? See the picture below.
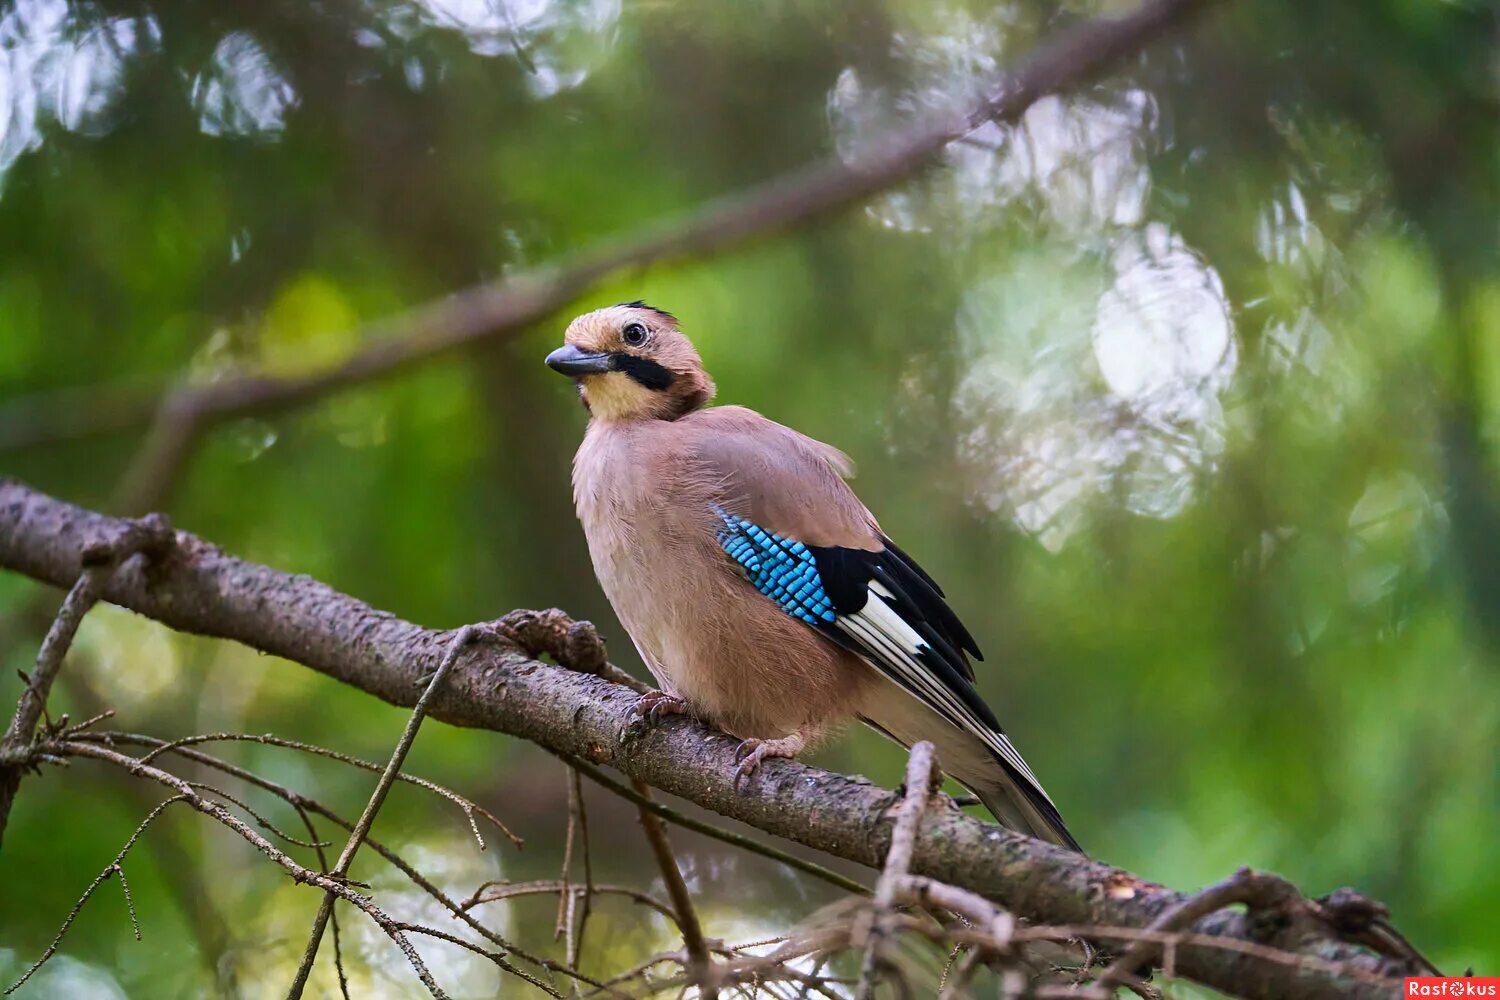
[546,302,1080,851]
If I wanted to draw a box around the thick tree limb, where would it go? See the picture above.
[0,0,1217,464]
[0,479,1416,1000]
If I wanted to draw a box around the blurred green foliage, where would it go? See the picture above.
[0,0,1497,996]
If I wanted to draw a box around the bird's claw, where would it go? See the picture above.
[630,690,689,726]
[733,739,768,791]
[620,690,689,744]
[732,734,780,791]
[731,734,807,791]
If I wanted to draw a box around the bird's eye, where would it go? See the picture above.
[621,322,649,346]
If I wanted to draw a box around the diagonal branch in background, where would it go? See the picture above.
[0,478,1429,1000]
[0,0,1219,489]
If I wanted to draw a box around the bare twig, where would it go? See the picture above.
[24,742,451,997]
[285,623,483,999]
[857,741,940,999]
[48,676,234,974]
[571,766,596,970]
[42,722,582,996]
[1,513,173,751]
[892,875,1016,953]
[187,779,331,849]
[557,763,579,943]
[0,512,174,844]
[5,795,183,994]
[1092,867,1293,994]
[1010,924,1400,987]
[463,879,678,924]
[632,777,717,997]
[122,730,520,849]
[286,799,352,1000]
[559,751,869,897]
[493,608,649,693]
[1314,888,1444,978]
[553,761,598,969]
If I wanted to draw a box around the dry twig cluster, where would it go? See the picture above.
[0,503,1437,998]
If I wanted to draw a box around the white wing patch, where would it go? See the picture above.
[835,581,1055,809]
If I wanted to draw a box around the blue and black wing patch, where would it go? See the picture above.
[713,506,1078,852]
[716,514,836,626]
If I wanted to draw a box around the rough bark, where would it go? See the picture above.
[0,478,1409,1000]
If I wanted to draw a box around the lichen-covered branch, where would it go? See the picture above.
[0,478,1419,1000]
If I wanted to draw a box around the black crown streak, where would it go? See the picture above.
[618,300,679,324]
[610,352,675,391]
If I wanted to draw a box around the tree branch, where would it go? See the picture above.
[0,0,1217,464]
[0,478,1420,1000]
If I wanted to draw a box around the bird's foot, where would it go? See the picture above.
[630,690,690,726]
[732,733,807,790]
[620,690,691,744]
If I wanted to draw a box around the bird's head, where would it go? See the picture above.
[546,302,716,421]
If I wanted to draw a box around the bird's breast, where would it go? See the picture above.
[572,424,717,666]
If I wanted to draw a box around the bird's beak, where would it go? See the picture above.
[545,344,614,378]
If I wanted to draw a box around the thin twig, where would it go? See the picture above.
[1008,925,1397,985]
[285,623,482,999]
[891,875,1015,953]
[4,512,173,743]
[54,739,451,998]
[51,730,588,996]
[0,513,173,843]
[558,752,869,897]
[856,741,939,999]
[187,779,331,849]
[4,795,184,994]
[288,800,352,1000]
[462,879,678,924]
[557,762,579,942]
[571,766,595,970]
[105,730,520,849]
[1092,867,1290,993]
[632,777,716,997]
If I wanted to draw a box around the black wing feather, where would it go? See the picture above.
[879,535,982,661]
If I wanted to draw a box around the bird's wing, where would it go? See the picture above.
[678,407,1076,849]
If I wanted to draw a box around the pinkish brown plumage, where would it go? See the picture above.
[547,303,1080,850]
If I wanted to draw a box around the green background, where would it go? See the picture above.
[1,0,1496,995]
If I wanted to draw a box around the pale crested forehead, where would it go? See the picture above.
[565,302,681,344]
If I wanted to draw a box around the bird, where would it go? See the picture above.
[545,301,1080,851]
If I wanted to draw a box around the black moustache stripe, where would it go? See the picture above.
[611,353,675,391]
